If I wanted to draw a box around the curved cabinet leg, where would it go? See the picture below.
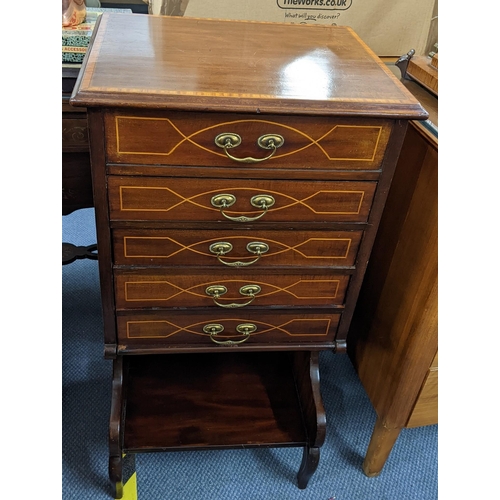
[362,417,402,477]
[297,446,320,489]
[109,455,124,499]
[293,351,325,489]
[109,357,126,497]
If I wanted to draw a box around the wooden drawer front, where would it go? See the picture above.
[407,368,438,428]
[116,310,341,346]
[105,110,392,171]
[108,177,376,223]
[62,117,89,152]
[113,229,362,267]
[115,271,350,309]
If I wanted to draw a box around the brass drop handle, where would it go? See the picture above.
[214,133,284,164]
[203,323,257,346]
[211,193,275,222]
[209,241,269,267]
[205,284,262,308]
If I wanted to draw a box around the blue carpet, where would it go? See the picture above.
[62,208,438,500]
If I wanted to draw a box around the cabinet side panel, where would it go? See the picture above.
[348,125,437,427]
[335,120,403,347]
[87,109,117,352]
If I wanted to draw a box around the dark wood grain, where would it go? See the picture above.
[112,228,362,268]
[123,352,308,451]
[298,447,321,489]
[293,351,326,449]
[332,119,409,349]
[108,356,125,497]
[87,109,118,354]
[114,270,350,309]
[105,110,393,170]
[108,176,376,223]
[115,309,340,350]
[109,356,125,457]
[71,14,428,492]
[70,14,427,119]
[106,162,383,182]
[295,351,324,489]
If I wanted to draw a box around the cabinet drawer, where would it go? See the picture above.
[406,368,438,428]
[108,176,376,223]
[105,110,392,171]
[115,271,350,309]
[112,229,362,267]
[116,310,341,348]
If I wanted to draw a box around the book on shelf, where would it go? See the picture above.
[62,7,132,63]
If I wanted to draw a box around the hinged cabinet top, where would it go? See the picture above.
[70,13,427,119]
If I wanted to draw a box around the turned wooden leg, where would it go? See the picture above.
[109,455,124,499]
[363,417,402,477]
[297,446,320,489]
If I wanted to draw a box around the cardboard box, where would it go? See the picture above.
[145,0,435,56]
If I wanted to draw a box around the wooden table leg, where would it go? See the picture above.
[297,445,320,489]
[109,455,123,499]
[362,417,402,477]
[109,358,125,498]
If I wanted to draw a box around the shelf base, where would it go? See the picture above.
[108,350,325,497]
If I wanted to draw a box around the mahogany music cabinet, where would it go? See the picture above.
[70,13,426,497]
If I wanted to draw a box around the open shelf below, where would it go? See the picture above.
[123,351,309,452]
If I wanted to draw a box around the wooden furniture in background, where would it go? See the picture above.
[348,67,437,477]
[406,56,438,94]
[396,49,438,96]
[62,65,98,265]
[62,65,92,216]
[70,14,426,497]
[430,53,438,69]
